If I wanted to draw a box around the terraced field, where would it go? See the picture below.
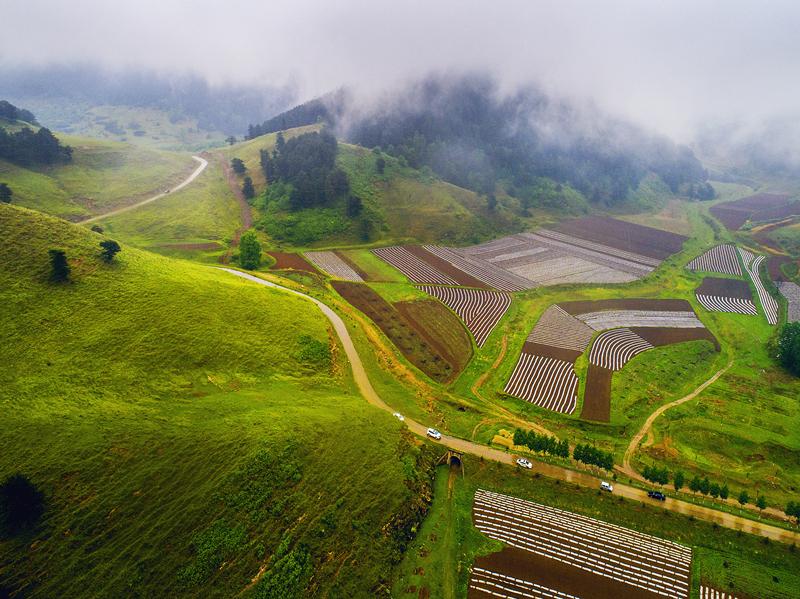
[710,193,794,230]
[372,217,687,291]
[304,250,364,281]
[417,285,511,347]
[686,244,742,276]
[505,299,718,421]
[695,277,758,316]
[470,489,693,599]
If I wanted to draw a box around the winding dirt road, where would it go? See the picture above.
[80,155,208,224]
[220,268,800,545]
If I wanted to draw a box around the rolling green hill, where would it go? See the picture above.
[0,135,197,221]
[0,204,433,597]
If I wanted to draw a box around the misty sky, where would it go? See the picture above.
[2,0,798,139]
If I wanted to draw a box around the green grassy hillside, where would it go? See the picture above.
[0,205,433,597]
[0,135,196,220]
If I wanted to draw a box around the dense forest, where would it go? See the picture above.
[249,74,710,206]
[0,101,72,166]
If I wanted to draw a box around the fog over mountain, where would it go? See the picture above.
[1,1,799,147]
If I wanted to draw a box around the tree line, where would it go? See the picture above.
[0,125,72,166]
[0,100,37,125]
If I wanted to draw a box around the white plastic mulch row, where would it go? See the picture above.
[503,353,578,414]
[370,246,456,285]
[303,251,363,282]
[588,328,653,370]
[739,248,779,325]
[695,294,758,316]
[576,310,704,331]
[417,285,510,347]
[686,244,742,276]
[699,586,739,599]
[422,245,533,291]
[526,305,594,353]
[473,489,692,599]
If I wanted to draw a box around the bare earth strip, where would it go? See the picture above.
[80,155,208,224]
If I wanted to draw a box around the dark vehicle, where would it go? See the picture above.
[647,490,666,501]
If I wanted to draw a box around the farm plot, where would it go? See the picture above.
[778,282,800,322]
[559,298,693,315]
[304,251,363,281]
[371,246,456,285]
[686,244,742,276]
[416,285,511,347]
[695,277,758,316]
[471,489,692,599]
[331,281,459,382]
[504,351,579,414]
[395,299,473,374]
[576,310,704,330]
[553,216,688,260]
[589,328,653,370]
[371,217,686,290]
[710,193,793,230]
[527,305,594,353]
[739,248,779,325]
[267,251,319,273]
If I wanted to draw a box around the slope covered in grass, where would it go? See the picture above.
[0,205,434,597]
[0,135,195,220]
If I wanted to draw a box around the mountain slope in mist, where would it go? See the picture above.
[250,74,710,207]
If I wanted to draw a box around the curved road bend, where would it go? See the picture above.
[80,155,208,225]
[219,268,800,545]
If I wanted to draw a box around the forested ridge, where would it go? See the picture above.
[0,100,72,166]
[248,74,711,206]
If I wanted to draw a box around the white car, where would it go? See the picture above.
[426,428,442,440]
[600,481,614,492]
[392,412,405,422]
[515,458,533,469]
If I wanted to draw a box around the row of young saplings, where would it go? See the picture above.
[512,429,613,470]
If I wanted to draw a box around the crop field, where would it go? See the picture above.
[767,254,794,282]
[267,251,318,273]
[505,298,717,422]
[686,244,742,276]
[372,217,687,291]
[304,250,364,281]
[331,281,463,382]
[372,246,457,285]
[470,489,693,599]
[710,193,795,230]
[417,285,511,347]
[739,247,779,324]
[695,277,758,316]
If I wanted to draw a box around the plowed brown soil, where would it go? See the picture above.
[268,251,319,273]
[469,546,662,599]
[522,341,583,362]
[554,216,687,259]
[696,277,753,300]
[404,245,491,289]
[581,364,613,422]
[632,326,720,351]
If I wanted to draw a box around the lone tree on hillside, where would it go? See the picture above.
[0,474,45,536]
[225,136,237,146]
[673,470,685,492]
[756,495,767,513]
[776,322,800,376]
[738,490,750,506]
[239,230,261,270]
[99,240,122,263]
[0,182,12,203]
[48,249,70,282]
[90,224,104,234]
[241,176,255,200]
[231,157,246,174]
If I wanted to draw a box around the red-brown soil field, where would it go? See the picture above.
[553,216,687,259]
[268,251,319,273]
[395,300,473,375]
[582,364,613,422]
[404,245,491,288]
[332,281,462,382]
[696,277,753,300]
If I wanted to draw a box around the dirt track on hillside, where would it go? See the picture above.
[219,268,800,545]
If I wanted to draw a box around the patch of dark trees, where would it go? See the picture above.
[259,130,352,211]
[0,102,72,166]
[0,100,37,125]
[249,74,710,206]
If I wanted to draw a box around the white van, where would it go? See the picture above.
[600,481,614,492]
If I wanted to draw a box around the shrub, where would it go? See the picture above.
[99,240,122,263]
[48,249,70,282]
[238,230,261,270]
[0,474,45,536]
